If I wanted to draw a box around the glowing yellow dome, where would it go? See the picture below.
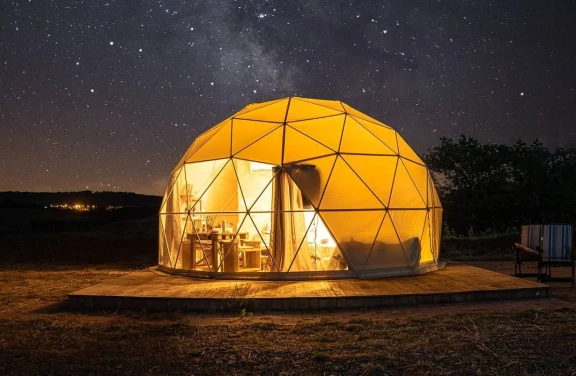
[159,97,442,279]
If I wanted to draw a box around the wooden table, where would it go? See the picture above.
[183,232,249,271]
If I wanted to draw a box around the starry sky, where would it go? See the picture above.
[1,0,575,195]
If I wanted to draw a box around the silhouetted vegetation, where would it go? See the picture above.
[424,136,576,235]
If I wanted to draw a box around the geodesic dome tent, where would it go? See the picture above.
[159,97,442,279]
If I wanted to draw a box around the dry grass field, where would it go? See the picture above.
[1,232,576,375]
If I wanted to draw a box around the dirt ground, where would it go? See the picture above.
[1,260,576,375]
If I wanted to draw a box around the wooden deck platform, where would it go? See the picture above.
[68,263,549,311]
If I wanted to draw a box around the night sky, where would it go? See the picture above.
[1,1,575,195]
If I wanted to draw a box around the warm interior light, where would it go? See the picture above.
[250,161,273,172]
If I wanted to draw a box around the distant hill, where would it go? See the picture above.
[0,191,162,234]
[0,191,162,208]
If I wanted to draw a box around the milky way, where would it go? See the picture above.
[1,1,575,194]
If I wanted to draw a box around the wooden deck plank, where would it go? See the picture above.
[68,263,549,311]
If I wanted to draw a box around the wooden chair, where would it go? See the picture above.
[516,224,574,289]
[514,242,543,278]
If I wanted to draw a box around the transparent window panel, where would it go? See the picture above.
[160,213,188,270]
[214,213,275,273]
[199,213,249,273]
[158,215,172,267]
[231,119,281,155]
[286,155,336,209]
[269,211,315,272]
[341,155,397,208]
[320,210,385,271]
[286,114,345,152]
[183,159,229,213]
[160,167,181,214]
[233,159,274,212]
[234,126,283,165]
[320,157,383,210]
[199,161,241,214]
[268,170,315,272]
[283,126,335,163]
[365,213,410,269]
[388,210,427,267]
[160,167,188,214]
[248,212,275,271]
[296,213,348,272]
[286,97,344,122]
[350,116,398,154]
[185,229,215,272]
[340,116,395,155]
[388,162,427,209]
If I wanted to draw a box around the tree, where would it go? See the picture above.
[422,136,576,235]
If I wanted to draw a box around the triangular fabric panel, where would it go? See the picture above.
[426,174,434,210]
[320,156,383,210]
[401,159,429,207]
[283,126,336,163]
[234,126,283,165]
[341,154,397,208]
[388,161,427,209]
[433,208,443,260]
[397,133,425,165]
[364,213,410,270]
[418,212,434,263]
[187,121,232,163]
[287,115,345,151]
[176,120,228,169]
[388,210,427,267]
[286,155,337,209]
[342,102,388,127]
[233,98,289,122]
[234,98,286,118]
[351,116,398,154]
[340,116,395,155]
[286,97,344,122]
[231,119,281,155]
[233,159,275,212]
[320,210,386,271]
[296,97,346,113]
[431,177,442,208]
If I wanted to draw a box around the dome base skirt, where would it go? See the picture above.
[157,261,443,281]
